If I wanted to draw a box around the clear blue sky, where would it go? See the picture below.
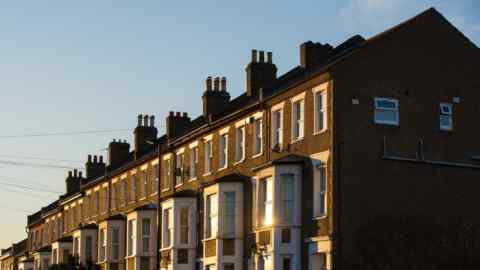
[0,0,478,248]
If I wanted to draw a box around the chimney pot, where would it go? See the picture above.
[213,77,220,91]
[137,114,143,126]
[99,155,103,163]
[267,52,273,63]
[68,171,72,177]
[169,111,174,116]
[221,77,227,92]
[259,51,265,62]
[182,112,188,117]
[87,155,92,163]
[79,171,83,178]
[149,115,155,127]
[73,169,78,178]
[93,155,98,163]
[143,115,149,126]
[251,49,258,63]
[206,76,213,91]
[176,111,181,117]
[113,139,116,142]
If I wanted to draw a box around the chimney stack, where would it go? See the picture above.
[246,49,277,97]
[134,114,158,159]
[166,111,192,140]
[85,154,106,179]
[202,76,231,118]
[108,139,130,168]
[299,41,333,68]
[65,168,84,194]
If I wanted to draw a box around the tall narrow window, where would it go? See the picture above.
[272,110,283,149]
[95,192,100,214]
[180,207,189,244]
[314,91,327,133]
[142,218,151,253]
[85,236,92,262]
[140,170,147,198]
[176,152,184,186]
[130,175,136,202]
[128,219,135,256]
[224,192,236,237]
[163,159,171,190]
[235,127,245,162]
[206,193,218,238]
[153,164,159,194]
[282,257,292,270]
[111,183,117,210]
[280,174,294,223]
[374,98,399,125]
[292,100,305,141]
[103,187,109,213]
[122,180,128,206]
[99,228,106,261]
[189,146,198,179]
[314,163,327,217]
[259,178,274,226]
[219,134,228,169]
[439,103,453,131]
[73,237,79,257]
[112,227,120,260]
[253,118,263,155]
[204,140,213,174]
[163,208,173,247]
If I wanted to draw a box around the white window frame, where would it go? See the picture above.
[127,219,136,256]
[253,117,263,157]
[162,157,171,191]
[313,86,328,134]
[235,126,246,163]
[219,134,228,170]
[314,161,328,218]
[258,177,274,227]
[140,169,147,199]
[439,102,453,131]
[111,227,120,260]
[189,142,198,180]
[374,97,399,126]
[163,208,173,248]
[205,193,218,239]
[271,104,284,149]
[179,207,189,244]
[99,228,106,261]
[204,138,213,175]
[175,151,184,187]
[223,191,236,238]
[142,218,151,253]
[291,93,305,142]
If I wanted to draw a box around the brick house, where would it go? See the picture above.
[7,7,479,270]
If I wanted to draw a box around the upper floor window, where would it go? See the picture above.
[152,164,159,194]
[374,98,399,125]
[162,208,173,248]
[314,90,327,133]
[259,177,274,226]
[224,192,236,237]
[142,218,151,253]
[95,192,100,214]
[162,158,171,191]
[205,193,218,238]
[189,146,198,179]
[253,118,263,156]
[130,175,137,202]
[204,139,213,174]
[439,103,453,131]
[128,219,136,256]
[175,152,184,186]
[180,207,189,244]
[111,183,117,210]
[280,174,294,223]
[314,162,327,218]
[219,134,228,169]
[272,109,283,149]
[122,180,128,206]
[235,126,245,162]
[140,169,147,199]
[292,99,305,141]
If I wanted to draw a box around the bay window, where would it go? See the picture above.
[142,218,151,253]
[85,236,92,261]
[163,208,173,247]
[224,192,236,237]
[111,227,120,260]
[206,193,218,238]
[99,229,106,261]
[180,207,189,244]
[127,219,135,256]
[259,178,274,226]
[280,174,294,222]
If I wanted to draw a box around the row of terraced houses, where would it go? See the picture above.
[1,8,479,270]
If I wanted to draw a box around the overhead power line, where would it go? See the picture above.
[0,128,132,139]
[0,154,82,164]
[0,159,80,170]
[0,181,63,194]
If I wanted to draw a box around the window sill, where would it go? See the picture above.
[374,121,399,126]
[161,188,170,193]
[201,237,217,242]
[218,166,228,172]
[313,129,327,136]
[187,177,197,182]
[234,158,245,165]
[313,215,327,221]
[291,137,304,144]
[252,152,263,159]
[203,172,212,177]
[175,183,183,188]
[151,191,158,196]
[139,196,147,201]
[160,246,172,252]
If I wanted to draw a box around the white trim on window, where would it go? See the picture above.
[439,102,453,131]
[313,85,328,134]
[374,97,399,126]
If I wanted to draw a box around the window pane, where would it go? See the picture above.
[224,192,236,237]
